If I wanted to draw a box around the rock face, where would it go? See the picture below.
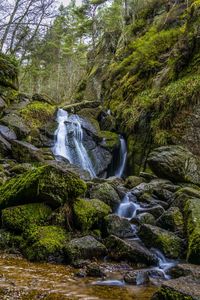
[148,146,200,185]
[11,140,44,162]
[0,164,86,209]
[138,224,184,259]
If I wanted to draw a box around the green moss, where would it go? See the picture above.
[2,203,52,233]
[0,52,18,90]
[23,225,68,261]
[99,131,120,150]
[73,198,111,232]
[155,286,194,300]
[20,101,56,130]
[0,164,87,209]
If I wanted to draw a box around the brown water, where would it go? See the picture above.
[0,253,158,300]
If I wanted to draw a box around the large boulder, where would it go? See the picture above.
[138,224,184,259]
[23,225,68,262]
[0,164,87,209]
[0,134,11,156]
[184,198,200,264]
[2,203,52,233]
[148,146,200,185]
[65,235,107,262]
[152,276,200,300]
[104,214,134,238]
[105,235,158,266]
[89,182,120,210]
[0,125,16,141]
[73,198,111,232]
[1,113,30,138]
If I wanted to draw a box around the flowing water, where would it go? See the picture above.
[116,192,177,280]
[115,136,127,178]
[53,109,96,177]
[0,254,158,300]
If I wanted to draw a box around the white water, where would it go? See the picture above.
[53,109,96,177]
[115,136,127,178]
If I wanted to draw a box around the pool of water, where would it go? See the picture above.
[0,253,158,300]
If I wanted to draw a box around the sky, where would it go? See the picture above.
[58,0,82,5]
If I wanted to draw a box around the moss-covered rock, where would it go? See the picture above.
[23,225,68,262]
[73,198,111,232]
[156,207,184,236]
[138,224,184,259]
[89,182,120,210]
[0,164,87,209]
[11,140,44,162]
[137,212,156,225]
[184,198,200,264]
[2,203,52,233]
[104,214,134,238]
[99,131,120,151]
[65,235,107,263]
[125,176,145,189]
[0,53,18,91]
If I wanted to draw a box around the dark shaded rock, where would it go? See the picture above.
[65,236,107,262]
[0,134,11,156]
[11,140,44,162]
[32,93,56,105]
[152,276,200,300]
[168,263,200,279]
[0,164,87,209]
[125,176,145,189]
[86,262,106,277]
[173,187,200,211]
[142,205,165,219]
[104,214,134,238]
[89,182,121,210]
[124,270,149,285]
[137,212,156,225]
[148,146,200,185]
[138,224,184,259]
[156,207,184,235]
[0,97,6,110]
[105,235,158,266]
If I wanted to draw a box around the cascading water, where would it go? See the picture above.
[53,109,96,177]
[116,192,177,281]
[114,136,127,178]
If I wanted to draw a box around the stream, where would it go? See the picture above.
[0,253,158,299]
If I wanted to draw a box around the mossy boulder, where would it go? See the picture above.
[152,276,200,300]
[99,131,120,151]
[184,198,200,264]
[105,235,157,266]
[65,235,107,263]
[104,214,134,238]
[173,187,200,211]
[125,176,145,189]
[148,146,200,185]
[89,182,120,210]
[23,225,68,262]
[11,140,44,162]
[0,164,87,209]
[73,198,111,232]
[1,113,30,138]
[156,207,184,236]
[2,203,52,233]
[137,212,156,225]
[138,224,184,259]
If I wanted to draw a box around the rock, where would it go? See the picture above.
[124,270,149,285]
[156,207,184,236]
[0,164,87,209]
[0,134,11,156]
[11,140,44,162]
[86,262,106,277]
[0,125,17,141]
[2,203,52,233]
[99,131,120,151]
[152,276,200,300]
[23,225,67,262]
[148,146,200,185]
[1,113,30,138]
[89,182,121,210]
[104,214,134,238]
[105,235,158,266]
[32,93,56,105]
[0,97,6,110]
[90,146,112,176]
[184,198,200,264]
[142,205,165,219]
[169,263,200,279]
[137,212,156,225]
[62,101,100,113]
[125,176,145,189]
[138,224,184,259]
[73,198,111,232]
[173,187,200,211]
[139,172,157,181]
[65,236,107,262]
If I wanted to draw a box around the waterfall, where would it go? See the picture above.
[115,136,127,178]
[53,109,96,178]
